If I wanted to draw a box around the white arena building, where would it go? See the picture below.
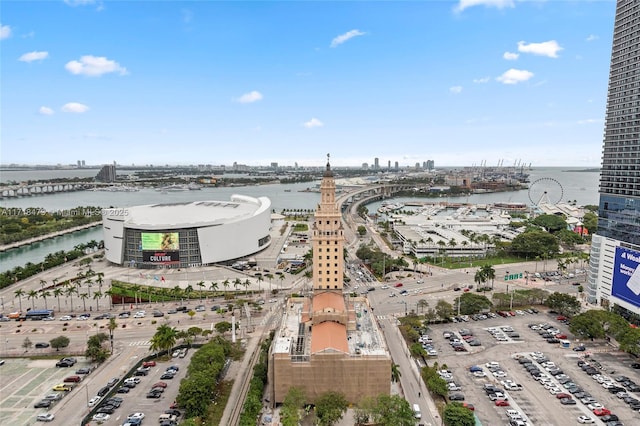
[102,195,272,268]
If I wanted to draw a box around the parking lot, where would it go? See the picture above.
[426,310,640,426]
[0,348,192,426]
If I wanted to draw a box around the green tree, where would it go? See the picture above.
[14,288,25,312]
[443,402,475,426]
[532,214,568,233]
[149,324,178,355]
[435,300,454,320]
[582,212,598,235]
[545,292,581,316]
[27,289,38,310]
[41,290,51,310]
[371,394,415,426]
[50,336,70,351]
[455,292,493,315]
[509,230,559,258]
[86,333,109,363]
[357,225,367,236]
[281,387,306,426]
[108,317,117,353]
[569,311,607,339]
[315,391,348,426]
[215,321,232,334]
[391,363,402,383]
[53,287,63,313]
[417,299,429,314]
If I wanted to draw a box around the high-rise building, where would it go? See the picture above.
[270,155,390,404]
[95,164,116,183]
[394,161,399,170]
[589,0,640,316]
[374,157,379,169]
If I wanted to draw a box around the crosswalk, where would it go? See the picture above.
[128,340,151,346]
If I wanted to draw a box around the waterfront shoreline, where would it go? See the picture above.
[0,222,102,253]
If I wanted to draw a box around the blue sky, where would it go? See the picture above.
[1,0,617,168]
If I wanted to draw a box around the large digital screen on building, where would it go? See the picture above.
[141,232,179,251]
[612,247,640,309]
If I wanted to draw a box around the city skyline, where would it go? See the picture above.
[2,0,617,167]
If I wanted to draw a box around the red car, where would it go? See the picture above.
[462,402,475,411]
[152,381,167,388]
[463,288,470,292]
[495,400,510,406]
[555,393,571,399]
[557,315,567,321]
[555,334,567,339]
[143,361,156,367]
[394,283,403,288]
[593,408,611,416]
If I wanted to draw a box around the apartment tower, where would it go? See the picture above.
[589,0,640,316]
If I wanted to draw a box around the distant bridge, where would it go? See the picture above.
[0,182,109,199]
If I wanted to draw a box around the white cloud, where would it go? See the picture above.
[473,76,490,84]
[503,51,519,60]
[330,29,366,48]
[0,24,11,40]
[449,86,463,94]
[517,40,563,58]
[65,55,128,76]
[18,51,49,62]
[454,0,514,13]
[39,106,54,115]
[303,118,324,128]
[235,91,263,104]
[496,68,534,84]
[586,34,598,42]
[62,102,90,113]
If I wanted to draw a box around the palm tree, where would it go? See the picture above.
[265,273,274,293]
[474,270,486,290]
[196,281,205,301]
[481,264,496,290]
[93,291,103,311]
[233,278,241,291]
[27,289,39,310]
[84,276,93,298]
[66,285,77,311]
[184,284,194,302]
[53,287,63,313]
[39,279,47,291]
[417,299,429,314]
[222,279,230,293]
[149,324,177,356]
[104,288,115,310]
[209,281,219,294]
[130,284,142,307]
[243,279,251,293]
[278,274,285,288]
[14,288,25,312]
[95,272,105,291]
[108,317,117,353]
[41,290,51,310]
[391,363,401,383]
[256,275,264,292]
[79,293,89,312]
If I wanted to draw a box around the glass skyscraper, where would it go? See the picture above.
[589,0,640,317]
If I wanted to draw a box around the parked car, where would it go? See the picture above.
[35,342,50,349]
[143,361,156,367]
[88,396,101,407]
[63,375,81,383]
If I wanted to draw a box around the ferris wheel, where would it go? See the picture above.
[528,177,564,206]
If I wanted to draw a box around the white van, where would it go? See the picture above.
[413,403,422,419]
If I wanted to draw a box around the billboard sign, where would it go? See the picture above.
[142,251,180,264]
[141,232,179,251]
[612,247,640,308]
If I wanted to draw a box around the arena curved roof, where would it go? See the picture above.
[119,195,271,230]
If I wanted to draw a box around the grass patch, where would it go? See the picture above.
[204,379,234,425]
